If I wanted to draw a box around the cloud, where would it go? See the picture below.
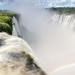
[0,2,6,6]
[48,0,75,7]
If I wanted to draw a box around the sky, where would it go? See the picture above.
[0,0,75,10]
[0,0,14,10]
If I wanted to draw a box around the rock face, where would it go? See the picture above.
[0,32,46,75]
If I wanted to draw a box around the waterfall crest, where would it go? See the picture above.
[0,32,47,75]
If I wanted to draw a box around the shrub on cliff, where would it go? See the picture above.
[0,16,12,27]
[0,22,12,34]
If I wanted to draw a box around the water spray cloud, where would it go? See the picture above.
[9,0,75,75]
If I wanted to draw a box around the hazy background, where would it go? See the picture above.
[1,0,75,75]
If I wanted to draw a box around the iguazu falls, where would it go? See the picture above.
[1,0,75,75]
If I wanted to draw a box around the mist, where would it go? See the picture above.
[8,0,75,75]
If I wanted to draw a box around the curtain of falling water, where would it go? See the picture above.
[12,16,21,36]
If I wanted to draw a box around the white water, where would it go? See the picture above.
[12,16,21,36]
[8,0,75,75]
[13,10,75,75]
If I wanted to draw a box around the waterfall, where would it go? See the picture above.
[14,9,75,75]
[8,0,75,75]
[0,32,47,75]
[11,4,75,74]
[52,14,75,31]
[12,16,21,37]
[12,15,48,75]
[2,0,75,75]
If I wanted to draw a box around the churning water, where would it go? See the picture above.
[13,11,75,75]
[8,0,75,75]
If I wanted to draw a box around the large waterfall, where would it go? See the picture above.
[3,0,75,75]
[12,9,75,75]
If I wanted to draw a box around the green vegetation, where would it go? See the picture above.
[51,7,75,15]
[0,16,12,27]
[0,10,14,17]
[0,10,15,34]
[0,22,12,34]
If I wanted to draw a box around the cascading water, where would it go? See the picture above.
[11,7,75,75]
[12,17,20,36]
[5,0,75,75]
[53,14,75,31]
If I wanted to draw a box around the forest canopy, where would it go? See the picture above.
[51,7,75,15]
